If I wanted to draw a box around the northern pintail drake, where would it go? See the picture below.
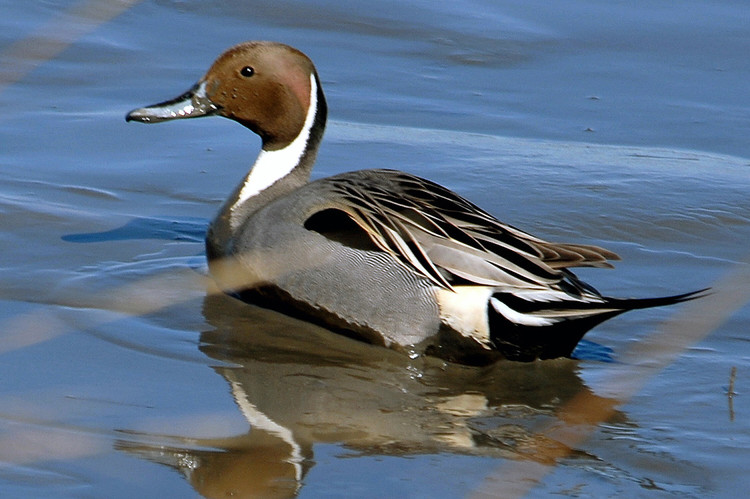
[127,41,703,363]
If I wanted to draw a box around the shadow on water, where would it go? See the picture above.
[116,293,625,498]
[62,217,207,243]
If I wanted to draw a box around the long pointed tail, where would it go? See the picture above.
[601,288,710,311]
[488,288,709,361]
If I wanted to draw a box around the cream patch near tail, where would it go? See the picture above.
[435,286,493,348]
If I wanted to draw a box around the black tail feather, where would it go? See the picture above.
[603,288,710,311]
[488,288,709,362]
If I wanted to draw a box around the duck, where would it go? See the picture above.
[126,41,703,363]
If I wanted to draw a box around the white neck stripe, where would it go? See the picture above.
[234,73,318,210]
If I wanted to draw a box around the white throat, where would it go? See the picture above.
[234,73,318,210]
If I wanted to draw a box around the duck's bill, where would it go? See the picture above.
[126,81,220,123]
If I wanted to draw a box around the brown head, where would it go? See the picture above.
[126,41,326,151]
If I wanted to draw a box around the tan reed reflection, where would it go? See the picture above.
[0,0,143,93]
[470,257,750,498]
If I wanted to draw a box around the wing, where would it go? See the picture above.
[306,169,620,291]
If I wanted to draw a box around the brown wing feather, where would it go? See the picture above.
[309,169,619,290]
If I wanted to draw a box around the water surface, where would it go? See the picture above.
[1,1,749,497]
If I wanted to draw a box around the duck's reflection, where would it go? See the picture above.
[118,293,625,498]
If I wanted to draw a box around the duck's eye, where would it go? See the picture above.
[240,66,255,77]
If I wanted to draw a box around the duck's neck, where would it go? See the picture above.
[207,73,327,260]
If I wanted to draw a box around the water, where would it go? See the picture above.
[2,1,749,497]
